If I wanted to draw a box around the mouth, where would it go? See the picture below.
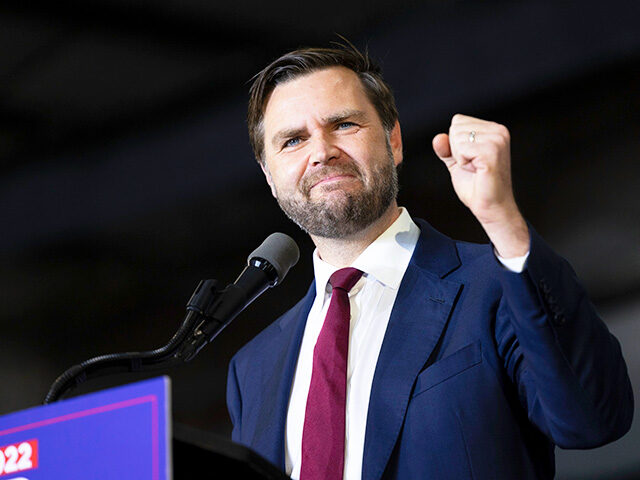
[311,174,356,189]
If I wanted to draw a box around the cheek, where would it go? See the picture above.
[269,160,307,193]
[349,131,385,160]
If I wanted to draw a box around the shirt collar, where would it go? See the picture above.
[312,207,420,298]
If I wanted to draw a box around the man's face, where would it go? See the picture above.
[261,66,403,238]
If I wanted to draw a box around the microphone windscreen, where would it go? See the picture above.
[248,232,300,283]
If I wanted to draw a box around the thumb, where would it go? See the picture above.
[432,133,454,166]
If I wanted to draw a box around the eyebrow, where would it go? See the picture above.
[323,109,368,125]
[270,109,368,148]
[271,127,306,149]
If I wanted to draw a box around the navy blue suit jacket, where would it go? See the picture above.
[227,219,633,479]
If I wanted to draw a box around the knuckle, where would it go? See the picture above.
[495,123,510,139]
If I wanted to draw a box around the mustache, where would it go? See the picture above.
[301,164,363,195]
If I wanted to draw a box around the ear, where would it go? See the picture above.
[389,120,403,167]
[260,161,277,198]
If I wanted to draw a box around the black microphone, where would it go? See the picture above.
[175,232,300,361]
[225,231,300,313]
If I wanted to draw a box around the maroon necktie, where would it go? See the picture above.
[300,267,364,480]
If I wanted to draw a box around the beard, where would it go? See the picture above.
[274,143,398,239]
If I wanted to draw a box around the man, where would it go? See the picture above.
[226,44,633,480]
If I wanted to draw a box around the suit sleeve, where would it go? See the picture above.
[495,225,634,448]
[227,355,243,442]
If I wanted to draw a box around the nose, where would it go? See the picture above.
[309,131,340,166]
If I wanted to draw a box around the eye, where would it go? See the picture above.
[337,121,356,129]
[283,137,301,148]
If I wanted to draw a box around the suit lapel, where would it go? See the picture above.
[250,283,315,469]
[362,220,463,480]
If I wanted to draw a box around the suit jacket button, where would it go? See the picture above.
[539,279,550,293]
[553,312,566,325]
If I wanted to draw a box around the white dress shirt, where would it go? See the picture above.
[284,208,528,480]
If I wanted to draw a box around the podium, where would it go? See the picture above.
[0,377,289,479]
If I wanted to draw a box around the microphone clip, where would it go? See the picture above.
[185,279,222,319]
[175,279,226,362]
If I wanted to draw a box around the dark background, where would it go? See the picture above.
[1,1,639,478]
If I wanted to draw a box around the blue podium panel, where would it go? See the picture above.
[0,377,170,480]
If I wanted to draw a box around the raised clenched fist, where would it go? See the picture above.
[433,114,529,258]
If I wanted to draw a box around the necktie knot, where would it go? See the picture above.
[329,267,363,293]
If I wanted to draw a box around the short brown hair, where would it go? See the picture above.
[247,42,399,165]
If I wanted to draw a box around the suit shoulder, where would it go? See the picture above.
[454,238,494,261]
[449,239,507,289]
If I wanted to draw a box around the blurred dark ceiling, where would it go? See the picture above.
[0,0,424,168]
[1,1,639,478]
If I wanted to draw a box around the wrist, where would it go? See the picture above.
[479,206,530,258]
